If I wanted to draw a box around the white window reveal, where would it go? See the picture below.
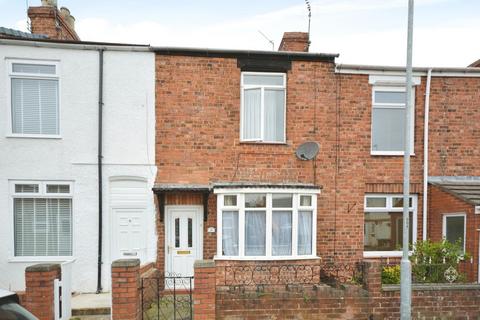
[443,213,466,252]
[215,189,319,260]
[11,181,72,258]
[371,86,414,155]
[8,60,60,136]
[241,72,286,143]
[364,194,417,257]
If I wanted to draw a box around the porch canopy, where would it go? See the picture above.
[152,184,211,222]
[429,176,480,205]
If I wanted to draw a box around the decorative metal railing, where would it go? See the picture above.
[140,272,193,320]
[221,262,364,288]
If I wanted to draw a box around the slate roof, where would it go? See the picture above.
[429,176,480,205]
[0,27,48,40]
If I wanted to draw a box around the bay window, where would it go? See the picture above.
[215,189,318,259]
[364,194,417,257]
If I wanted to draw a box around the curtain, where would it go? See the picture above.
[243,88,261,140]
[264,89,285,142]
[11,78,59,135]
[272,211,292,256]
[298,211,312,255]
[222,211,239,256]
[245,211,266,256]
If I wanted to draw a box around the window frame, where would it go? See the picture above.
[363,194,418,258]
[6,59,61,139]
[9,180,74,262]
[370,86,415,156]
[214,188,319,261]
[442,213,467,252]
[240,72,287,144]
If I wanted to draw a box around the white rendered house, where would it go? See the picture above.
[0,38,157,293]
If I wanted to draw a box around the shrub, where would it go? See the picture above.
[381,265,400,284]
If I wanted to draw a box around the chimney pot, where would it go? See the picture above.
[41,0,57,7]
[278,32,310,52]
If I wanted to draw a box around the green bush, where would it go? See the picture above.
[381,265,400,284]
[380,240,470,284]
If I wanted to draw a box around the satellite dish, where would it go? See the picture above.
[295,141,320,161]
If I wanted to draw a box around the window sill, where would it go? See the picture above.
[370,151,415,156]
[240,141,287,146]
[363,251,412,258]
[214,255,320,261]
[6,134,62,139]
[8,256,74,263]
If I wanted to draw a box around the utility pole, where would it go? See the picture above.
[401,0,414,319]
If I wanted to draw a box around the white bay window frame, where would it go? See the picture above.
[6,59,61,139]
[240,72,287,143]
[364,194,418,258]
[215,188,319,260]
[10,180,73,262]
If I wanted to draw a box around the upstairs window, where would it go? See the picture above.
[371,87,414,155]
[8,61,60,136]
[241,72,286,143]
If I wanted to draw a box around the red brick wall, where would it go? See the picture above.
[111,259,141,320]
[28,6,79,40]
[427,77,480,177]
[24,264,61,320]
[214,260,480,319]
[428,185,479,281]
[154,53,480,270]
[193,260,216,320]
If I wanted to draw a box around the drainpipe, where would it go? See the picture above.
[422,69,432,241]
[96,49,104,293]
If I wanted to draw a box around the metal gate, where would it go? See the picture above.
[140,273,193,320]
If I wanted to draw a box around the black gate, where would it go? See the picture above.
[140,273,193,320]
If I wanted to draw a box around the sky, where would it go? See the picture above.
[1,0,479,67]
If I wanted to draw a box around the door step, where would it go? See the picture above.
[70,315,111,320]
[72,307,111,316]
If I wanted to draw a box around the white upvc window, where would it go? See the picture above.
[371,86,414,155]
[442,213,466,252]
[364,194,418,258]
[7,60,60,137]
[240,72,286,143]
[215,189,319,260]
[11,181,73,259]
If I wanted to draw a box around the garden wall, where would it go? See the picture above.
[211,260,480,320]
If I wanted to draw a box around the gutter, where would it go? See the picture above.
[96,49,104,293]
[335,64,480,77]
[0,38,150,52]
[422,69,432,241]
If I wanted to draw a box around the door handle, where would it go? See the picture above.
[167,245,172,254]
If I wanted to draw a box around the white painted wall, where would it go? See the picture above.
[0,43,156,293]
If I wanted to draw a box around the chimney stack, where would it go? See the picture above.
[28,0,80,41]
[278,32,310,52]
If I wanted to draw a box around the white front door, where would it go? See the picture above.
[110,179,149,262]
[166,206,203,277]
[113,208,145,260]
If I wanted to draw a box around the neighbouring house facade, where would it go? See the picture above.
[153,32,480,284]
[0,36,157,293]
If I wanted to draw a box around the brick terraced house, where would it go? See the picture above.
[152,32,480,285]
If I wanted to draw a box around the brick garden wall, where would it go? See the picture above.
[212,260,480,320]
